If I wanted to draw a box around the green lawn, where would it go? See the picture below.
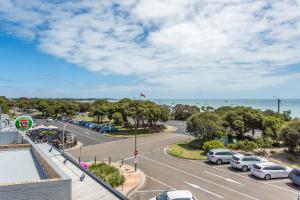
[167,142,207,160]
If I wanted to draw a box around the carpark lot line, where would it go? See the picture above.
[189,160,298,195]
[266,180,291,184]
[141,155,260,200]
[65,128,104,143]
[135,190,167,193]
[204,171,244,186]
[185,181,223,199]
[145,174,176,190]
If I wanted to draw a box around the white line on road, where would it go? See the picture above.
[84,131,90,135]
[266,180,291,184]
[189,160,298,195]
[204,171,244,186]
[145,175,176,190]
[135,190,167,193]
[141,155,260,200]
[185,181,223,199]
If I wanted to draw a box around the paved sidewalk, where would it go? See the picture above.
[114,163,144,197]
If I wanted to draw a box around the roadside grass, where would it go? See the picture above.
[107,125,167,138]
[167,142,206,160]
[74,115,95,122]
[107,128,152,138]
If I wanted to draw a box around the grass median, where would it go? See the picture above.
[167,142,206,160]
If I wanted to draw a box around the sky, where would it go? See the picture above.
[1,0,300,99]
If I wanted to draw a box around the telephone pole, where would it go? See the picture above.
[273,96,281,114]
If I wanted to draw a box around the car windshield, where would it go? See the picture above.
[232,155,240,161]
[292,169,300,176]
[252,164,261,170]
[208,151,214,155]
[156,192,168,200]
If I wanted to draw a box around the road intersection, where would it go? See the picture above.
[40,120,299,200]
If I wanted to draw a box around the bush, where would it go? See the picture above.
[226,140,258,152]
[203,140,224,152]
[255,138,273,148]
[188,139,203,149]
[227,143,237,150]
[88,163,125,188]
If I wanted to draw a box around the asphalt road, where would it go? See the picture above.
[36,119,122,146]
[66,121,300,200]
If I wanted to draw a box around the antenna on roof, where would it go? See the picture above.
[273,96,281,114]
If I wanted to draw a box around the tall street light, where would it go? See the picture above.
[63,119,73,153]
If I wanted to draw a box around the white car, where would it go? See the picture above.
[230,154,268,172]
[298,192,300,200]
[250,162,292,180]
[46,117,53,122]
[150,190,196,200]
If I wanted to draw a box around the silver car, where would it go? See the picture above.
[230,154,268,172]
[250,162,292,180]
[207,149,235,165]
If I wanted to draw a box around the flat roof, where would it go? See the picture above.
[36,143,120,200]
[0,148,46,183]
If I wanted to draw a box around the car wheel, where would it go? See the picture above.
[242,166,248,172]
[216,159,222,165]
[264,174,271,180]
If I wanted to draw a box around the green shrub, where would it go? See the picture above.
[88,163,125,188]
[255,138,273,148]
[227,143,237,150]
[203,140,224,152]
[188,139,203,149]
[226,140,257,152]
[287,154,297,162]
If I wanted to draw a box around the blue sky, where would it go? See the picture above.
[1,0,300,99]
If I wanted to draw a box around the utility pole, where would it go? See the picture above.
[273,96,281,114]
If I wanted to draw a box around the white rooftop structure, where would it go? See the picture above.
[0,148,46,183]
[36,143,124,200]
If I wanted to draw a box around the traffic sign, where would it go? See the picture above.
[134,157,138,164]
[134,150,138,156]
[15,115,33,132]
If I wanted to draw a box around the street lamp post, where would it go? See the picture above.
[63,119,73,153]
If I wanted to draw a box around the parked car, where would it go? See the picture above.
[99,126,117,133]
[250,162,292,180]
[289,168,300,186]
[230,154,268,172]
[46,117,53,122]
[207,149,236,165]
[150,190,196,200]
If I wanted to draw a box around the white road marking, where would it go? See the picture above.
[185,181,223,199]
[204,171,244,186]
[135,190,167,193]
[84,131,90,135]
[145,175,176,190]
[141,155,260,200]
[189,160,298,194]
[266,180,291,184]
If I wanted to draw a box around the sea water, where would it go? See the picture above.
[152,99,300,118]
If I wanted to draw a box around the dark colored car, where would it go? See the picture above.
[99,126,117,133]
[289,168,300,186]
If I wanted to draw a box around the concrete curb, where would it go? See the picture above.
[126,168,146,198]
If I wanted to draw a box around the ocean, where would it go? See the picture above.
[151,99,300,118]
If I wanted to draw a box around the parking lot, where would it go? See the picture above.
[65,125,300,200]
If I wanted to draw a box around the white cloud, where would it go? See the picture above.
[1,0,300,92]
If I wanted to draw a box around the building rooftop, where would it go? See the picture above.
[0,148,47,183]
[36,143,124,200]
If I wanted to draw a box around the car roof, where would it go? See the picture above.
[210,148,231,152]
[255,161,277,167]
[167,190,193,199]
